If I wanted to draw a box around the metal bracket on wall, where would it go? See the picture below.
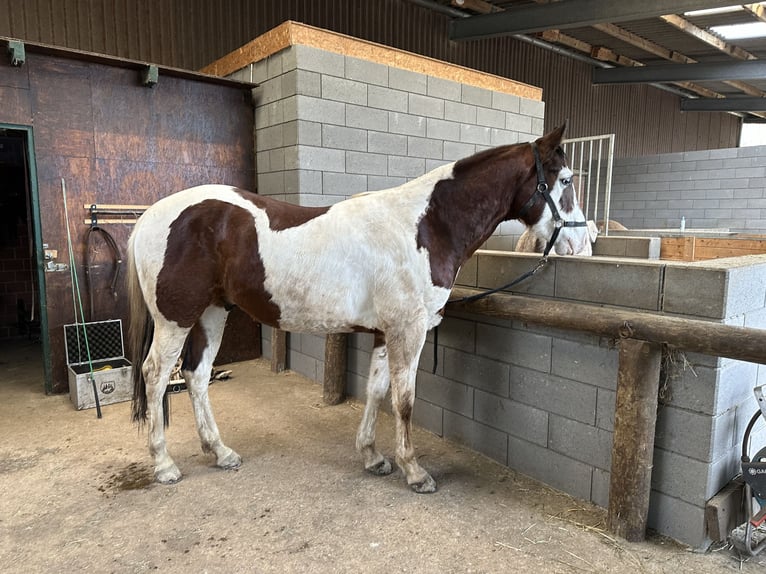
[83,203,149,225]
[141,64,158,87]
[7,40,25,67]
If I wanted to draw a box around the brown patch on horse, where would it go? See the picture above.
[560,184,576,214]
[156,199,283,328]
[235,189,330,230]
[416,127,567,289]
[181,322,207,373]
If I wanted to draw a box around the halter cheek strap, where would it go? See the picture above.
[518,142,587,257]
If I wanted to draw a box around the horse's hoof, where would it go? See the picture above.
[410,474,437,494]
[365,458,392,476]
[217,450,242,470]
[155,464,182,485]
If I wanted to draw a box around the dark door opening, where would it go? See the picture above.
[0,126,47,391]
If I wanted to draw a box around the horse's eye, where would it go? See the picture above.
[561,178,572,186]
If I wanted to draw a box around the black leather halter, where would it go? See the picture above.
[517,142,587,257]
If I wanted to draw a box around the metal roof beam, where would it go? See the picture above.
[449,1,741,40]
[681,97,766,112]
[594,59,766,84]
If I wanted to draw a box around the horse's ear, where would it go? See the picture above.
[535,121,568,158]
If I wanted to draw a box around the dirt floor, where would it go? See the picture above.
[1,339,764,573]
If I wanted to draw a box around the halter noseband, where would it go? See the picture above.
[517,142,587,257]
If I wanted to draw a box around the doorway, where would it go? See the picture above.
[0,125,50,393]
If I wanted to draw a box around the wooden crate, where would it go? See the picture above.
[661,235,766,261]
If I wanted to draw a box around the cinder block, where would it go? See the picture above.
[505,113,532,133]
[425,159,450,172]
[416,371,473,418]
[322,172,367,196]
[445,101,477,124]
[345,56,388,87]
[346,104,388,131]
[491,92,520,113]
[507,435,593,501]
[346,151,388,176]
[596,388,615,431]
[551,338,618,390]
[293,44,344,76]
[389,67,427,95]
[321,75,367,105]
[267,148,285,171]
[490,129,518,146]
[443,410,508,465]
[435,316,476,353]
[553,258,663,311]
[462,85,493,108]
[256,150,270,173]
[287,69,322,97]
[322,125,367,152]
[549,415,612,471]
[388,155,425,177]
[257,171,285,196]
[414,397,444,436]
[443,141,476,161]
[255,76,282,106]
[519,98,545,119]
[295,95,345,125]
[426,118,461,142]
[509,365,597,425]
[662,266,727,319]
[388,112,426,137]
[530,117,544,136]
[476,322,552,373]
[284,169,322,195]
[368,131,407,155]
[474,389,548,445]
[255,99,285,129]
[407,136,443,160]
[647,490,709,549]
[475,252,556,296]
[654,404,736,462]
[347,345,371,379]
[287,349,319,382]
[368,85,408,112]
[476,107,505,128]
[296,145,345,173]
[459,124,491,145]
[297,333,325,361]
[591,468,610,507]
[427,76,462,102]
[256,124,284,151]
[443,348,510,397]
[408,93,445,119]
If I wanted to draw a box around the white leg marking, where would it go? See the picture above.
[356,343,392,475]
[183,306,242,471]
[145,320,189,484]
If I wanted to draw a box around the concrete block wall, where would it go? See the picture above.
[609,146,766,234]
[228,43,544,209]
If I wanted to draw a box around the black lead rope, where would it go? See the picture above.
[432,142,586,373]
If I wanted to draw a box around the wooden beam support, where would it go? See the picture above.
[607,339,662,541]
[323,333,348,405]
[270,329,287,373]
[448,287,766,365]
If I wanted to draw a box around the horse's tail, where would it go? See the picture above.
[127,230,167,426]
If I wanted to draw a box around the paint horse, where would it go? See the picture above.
[128,124,588,492]
[514,172,592,255]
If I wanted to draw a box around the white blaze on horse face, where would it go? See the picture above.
[528,166,591,256]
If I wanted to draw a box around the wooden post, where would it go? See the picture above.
[270,329,287,373]
[607,338,662,541]
[323,333,347,405]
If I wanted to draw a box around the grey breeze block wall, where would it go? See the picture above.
[609,146,766,234]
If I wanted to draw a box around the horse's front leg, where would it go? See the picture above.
[356,333,393,475]
[387,323,436,493]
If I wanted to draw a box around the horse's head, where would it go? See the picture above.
[513,123,591,255]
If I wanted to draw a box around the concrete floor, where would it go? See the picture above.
[0,337,764,573]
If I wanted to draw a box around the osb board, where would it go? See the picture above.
[661,236,766,261]
[201,21,542,101]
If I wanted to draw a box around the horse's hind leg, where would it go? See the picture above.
[182,305,242,471]
[144,320,189,484]
[356,332,393,475]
